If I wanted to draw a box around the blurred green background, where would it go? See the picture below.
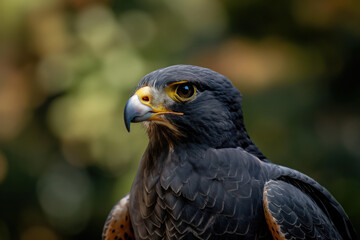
[0,0,359,239]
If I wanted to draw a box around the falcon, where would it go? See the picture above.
[102,65,357,240]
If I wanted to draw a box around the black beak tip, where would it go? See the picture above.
[125,121,131,132]
[124,101,131,132]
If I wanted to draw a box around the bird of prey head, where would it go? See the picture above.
[124,65,266,160]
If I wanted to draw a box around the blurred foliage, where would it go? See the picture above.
[0,0,359,239]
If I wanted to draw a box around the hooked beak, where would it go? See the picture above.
[124,86,183,132]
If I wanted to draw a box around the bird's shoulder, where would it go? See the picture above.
[262,162,358,240]
[263,179,344,239]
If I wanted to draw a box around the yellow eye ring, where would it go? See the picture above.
[165,81,196,102]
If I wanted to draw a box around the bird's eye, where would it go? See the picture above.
[175,83,196,101]
[165,81,197,102]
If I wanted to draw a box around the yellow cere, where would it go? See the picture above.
[134,86,166,112]
[134,86,183,119]
[135,86,152,106]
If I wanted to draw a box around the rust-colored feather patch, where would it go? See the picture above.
[263,188,287,240]
[103,194,135,240]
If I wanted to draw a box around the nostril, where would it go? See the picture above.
[142,96,150,102]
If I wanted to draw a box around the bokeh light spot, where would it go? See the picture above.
[20,226,58,240]
[119,10,156,48]
[0,152,8,184]
[37,161,93,233]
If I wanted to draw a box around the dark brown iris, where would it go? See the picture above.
[176,83,195,99]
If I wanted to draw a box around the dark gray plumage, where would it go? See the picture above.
[103,65,357,240]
